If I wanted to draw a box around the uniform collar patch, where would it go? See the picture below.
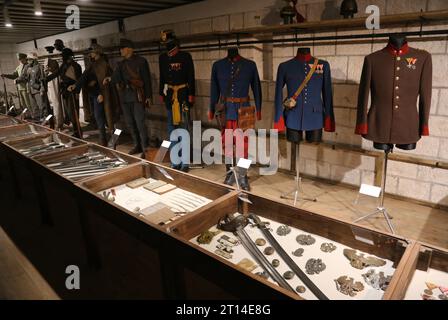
[385,42,409,56]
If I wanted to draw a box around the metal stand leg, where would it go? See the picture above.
[281,142,317,206]
[353,149,395,234]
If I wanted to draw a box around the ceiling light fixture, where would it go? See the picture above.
[34,0,43,16]
[3,7,12,27]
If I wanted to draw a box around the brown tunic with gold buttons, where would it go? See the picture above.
[356,43,432,144]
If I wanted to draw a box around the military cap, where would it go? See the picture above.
[45,46,55,54]
[88,43,104,55]
[61,48,74,58]
[119,38,135,49]
[17,53,27,59]
[26,52,38,60]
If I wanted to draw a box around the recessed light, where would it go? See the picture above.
[35,11,43,16]
[5,23,13,27]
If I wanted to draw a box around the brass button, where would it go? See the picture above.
[397,67,400,71]
[397,57,401,61]
[395,86,399,90]
[395,105,399,109]
[396,76,400,81]
[396,96,400,99]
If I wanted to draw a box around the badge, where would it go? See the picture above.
[309,64,324,74]
[406,57,417,69]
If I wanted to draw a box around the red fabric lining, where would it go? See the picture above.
[355,123,368,135]
[274,116,286,133]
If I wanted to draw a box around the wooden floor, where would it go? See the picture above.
[1,135,447,300]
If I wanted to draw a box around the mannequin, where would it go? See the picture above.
[388,34,407,51]
[227,47,239,59]
[373,35,416,152]
[288,47,323,144]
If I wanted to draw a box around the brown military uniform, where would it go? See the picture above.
[356,43,432,144]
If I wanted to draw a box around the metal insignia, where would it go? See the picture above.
[283,271,295,280]
[424,289,433,296]
[335,276,364,297]
[320,243,337,253]
[272,259,280,268]
[362,269,392,291]
[214,249,232,259]
[256,271,269,280]
[264,246,275,255]
[197,230,221,245]
[439,294,448,300]
[255,238,267,246]
[305,259,326,275]
[296,286,306,294]
[343,249,387,269]
[276,225,292,236]
[292,248,304,257]
[296,234,316,246]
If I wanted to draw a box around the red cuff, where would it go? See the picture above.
[188,95,195,104]
[208,110,214,121]
[324,116,335,132]
[421,125,429,136]
[257,111,261,121]
[355,123,368,135]
[159,95,165,104]
[274,116,286,133]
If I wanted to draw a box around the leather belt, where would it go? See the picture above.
[223,96,249,103]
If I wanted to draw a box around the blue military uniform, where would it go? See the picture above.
[274,56,335,133]
[209,56,262,121]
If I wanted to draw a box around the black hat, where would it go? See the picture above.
[17,53,27,60]
[119,38,135,49]
[62,48,74,58]
[45,46,55,54]
[54,39,64,47]
[88,43,104,55]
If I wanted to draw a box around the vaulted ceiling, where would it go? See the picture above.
[0,0,203,44]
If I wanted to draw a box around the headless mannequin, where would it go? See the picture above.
[287,47,322,144]
[374,35,416,152]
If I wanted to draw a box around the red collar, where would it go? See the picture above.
[168,47,179,57]
[385,42,409,56]
[228,55,242,62]
[295,53,312,62]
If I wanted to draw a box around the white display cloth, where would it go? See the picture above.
[191,214,397,300]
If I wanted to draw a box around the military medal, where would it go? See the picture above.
[292,248,304,257]
[305,259,326,275]
[335,276,364,297]
[343,249,386,269]
[276,225,291,236]
[362,269,392,291]
[320,243,337,253]
[197,229,221,245]
[406,57,417,69]
[296,234,316,246]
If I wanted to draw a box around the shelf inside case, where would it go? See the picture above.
[77,163,234,230]
[171,193,411,300]
[4,131,86,158]
[0,123,51,142]
[33,144,140,182]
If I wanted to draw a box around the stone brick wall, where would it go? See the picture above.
[16,0,448,206]
[0,43,20,104]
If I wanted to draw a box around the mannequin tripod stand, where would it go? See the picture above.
[353,148,395,234]
[281,142,317,206]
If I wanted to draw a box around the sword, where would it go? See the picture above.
[248,213,329,300]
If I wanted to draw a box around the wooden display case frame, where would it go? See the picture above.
[168,192,421,300]
[0,122,51,142]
